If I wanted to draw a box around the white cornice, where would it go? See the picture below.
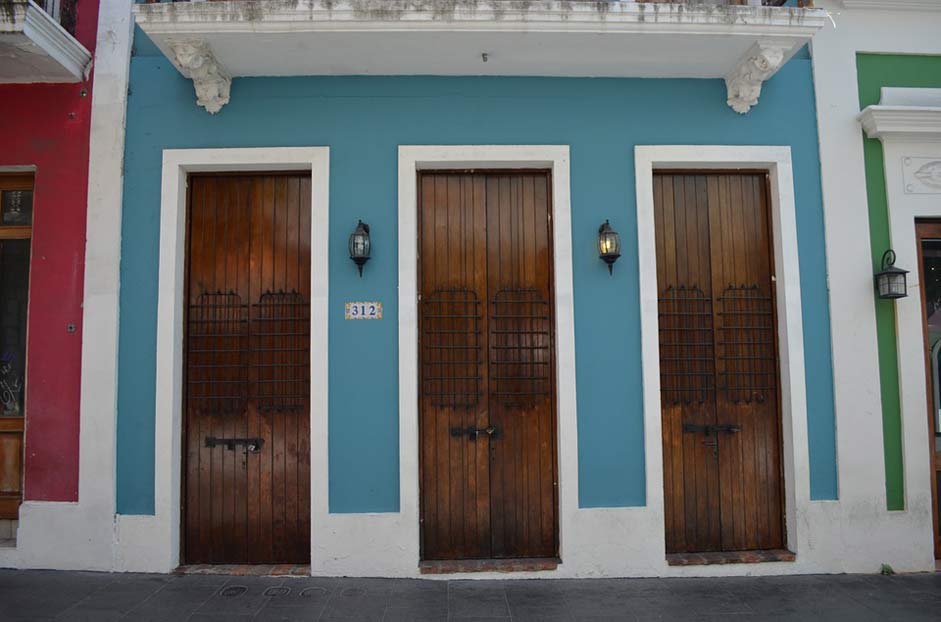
[23,0,92,80]
[840,0,941,11]
[858,106,941,141]
[135,1,827,36]
[0,0,92,82]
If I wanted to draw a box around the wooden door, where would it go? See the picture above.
[0,174,33,520]
[419,171,558,561]
[916,220,941,559]
[655,172,784,554]
[183,173,311,564]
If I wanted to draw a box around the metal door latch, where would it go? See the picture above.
[682,423,742,436]
[682,423,741,458]
[450,425,499,441]
[205,437,265,453]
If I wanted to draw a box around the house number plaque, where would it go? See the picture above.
[345,301,383,320]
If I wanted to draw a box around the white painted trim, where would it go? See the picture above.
[634,145,809,559]
[809,0,940,573]
[378,145,578,579]
[868,133,940,561]
[117,147,329,573]
[2,0,132,572]
[859,107,941,141]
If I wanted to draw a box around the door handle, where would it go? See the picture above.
[682,423,741,436]
[450,425,499,441]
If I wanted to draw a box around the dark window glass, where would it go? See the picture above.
[0,240,30,417]
[1,190,33,226]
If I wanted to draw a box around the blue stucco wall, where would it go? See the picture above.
[116,35,838,515]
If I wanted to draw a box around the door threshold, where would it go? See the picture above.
[175,564,311,577]
[420,558,559,574]
[667,550,795,566]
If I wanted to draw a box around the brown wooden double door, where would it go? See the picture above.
[915,220,941,560]
[655,172,785,554]
[419,171,559,561]
[183,173,311,564]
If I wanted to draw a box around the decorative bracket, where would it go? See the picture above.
[725,41,790,115]
[168,40,231,114]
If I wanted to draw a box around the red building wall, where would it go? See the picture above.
[0,1,99,502]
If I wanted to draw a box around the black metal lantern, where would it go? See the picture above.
[349,220,371,277]
[598,220,621,275]
[875,249,908,299]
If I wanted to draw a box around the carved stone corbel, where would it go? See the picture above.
[168,40,231,114]
[725,42,789,115]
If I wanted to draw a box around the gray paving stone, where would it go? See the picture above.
[191,577,284,618]
[0,570,936,621]
[447,580,510,619]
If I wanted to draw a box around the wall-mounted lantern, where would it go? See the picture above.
[598,220,621,275]
[349,220,371,277]
[875,249,908,300]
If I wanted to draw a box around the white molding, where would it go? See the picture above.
[634,145,809,560]
[875,138,941,560]
[809,0,939,573]
[0,0,92,83]
[840,0,941,11]
[388,145,578,579]
[118,147,330,573]
[858,107,941,141]
[23,0,92,80]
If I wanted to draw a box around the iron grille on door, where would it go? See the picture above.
[717,285,776,404]
[658,285,716,406]
[490,288,553,408]
[420,288,483,409]
[252,291,310,413]
[186,290,310,415]
[186,291,249,416]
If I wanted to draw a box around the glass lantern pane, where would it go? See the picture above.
[0,240,30,417]
[891,275,906,296]
[877,278,888,297]
[1,190,33,226]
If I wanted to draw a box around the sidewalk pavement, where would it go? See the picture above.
[0,569,938,621]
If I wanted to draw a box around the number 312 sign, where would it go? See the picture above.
[345,302,383,320]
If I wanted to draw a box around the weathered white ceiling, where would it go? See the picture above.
[0,0,91,84]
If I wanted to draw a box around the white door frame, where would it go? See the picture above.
[634,145,810,558]
[117,147,330,572]
[394,145,578,576]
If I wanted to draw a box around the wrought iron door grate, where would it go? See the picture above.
[717,285,777,404]
[658,285,715,405]
[251,291,310,413]
[490,289,552,408]
[421,289,482,408]
[186,292,249,415]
